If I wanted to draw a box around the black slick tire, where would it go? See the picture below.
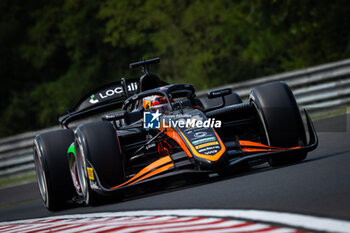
[75,121,124,205]
[250,81,307,167]
[33,129,75,211]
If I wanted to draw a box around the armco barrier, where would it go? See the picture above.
[0,127,59,178]
[1,58,350,179]
[197,58,350,111]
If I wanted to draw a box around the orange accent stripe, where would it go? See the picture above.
[242,148,275,152]
[239,140,272,148]
[178,129,226,162]
[158,123,193,158]
[109,156,172,189]
[128,163,173,185]
[239,140,301,151]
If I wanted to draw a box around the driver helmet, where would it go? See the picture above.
[143,95,169,113]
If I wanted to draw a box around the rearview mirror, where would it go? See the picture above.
[101,110,128,121]
[208,88,232,99]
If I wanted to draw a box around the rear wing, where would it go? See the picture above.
[58,78,139,127]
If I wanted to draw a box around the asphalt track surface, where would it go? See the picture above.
[0,114,349,223]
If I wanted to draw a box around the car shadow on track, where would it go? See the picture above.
[96,164,273,207]
[108,150,350,206]
[300,150,349,164]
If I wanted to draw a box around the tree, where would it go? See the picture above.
[1,0,350,137]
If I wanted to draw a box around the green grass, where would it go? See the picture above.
[0,199,38,210]
[309,108,349,121]
[0,173,36,189]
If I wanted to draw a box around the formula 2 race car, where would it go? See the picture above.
[33,57,318,210]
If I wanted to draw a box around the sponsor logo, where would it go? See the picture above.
[143,110,161,129]
[203,150,218,154]
[127,82,138,92]
[163,118,221,128]
[198,145,220,153]
[89,82,138,105]
[99,87,123,99]
[142,112,222,129]
[194,131,207,138]
[87,167,94,180]
[192,136,216,145]
[89,94,99,104]
[195,141,219,149]
[146,143,156,150]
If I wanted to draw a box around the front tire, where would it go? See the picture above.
[33,129,75,211]
[75,121,124,205]
[250,81,307,167]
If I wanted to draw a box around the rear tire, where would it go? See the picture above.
[75,121,124,205]
[250,81,307,167]
[33,129,75,211]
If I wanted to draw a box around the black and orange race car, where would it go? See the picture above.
[33,58,318,210]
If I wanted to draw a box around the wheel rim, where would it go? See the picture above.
[250,99,271,146]
[33,142,48,206]
[75,138,89,204]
